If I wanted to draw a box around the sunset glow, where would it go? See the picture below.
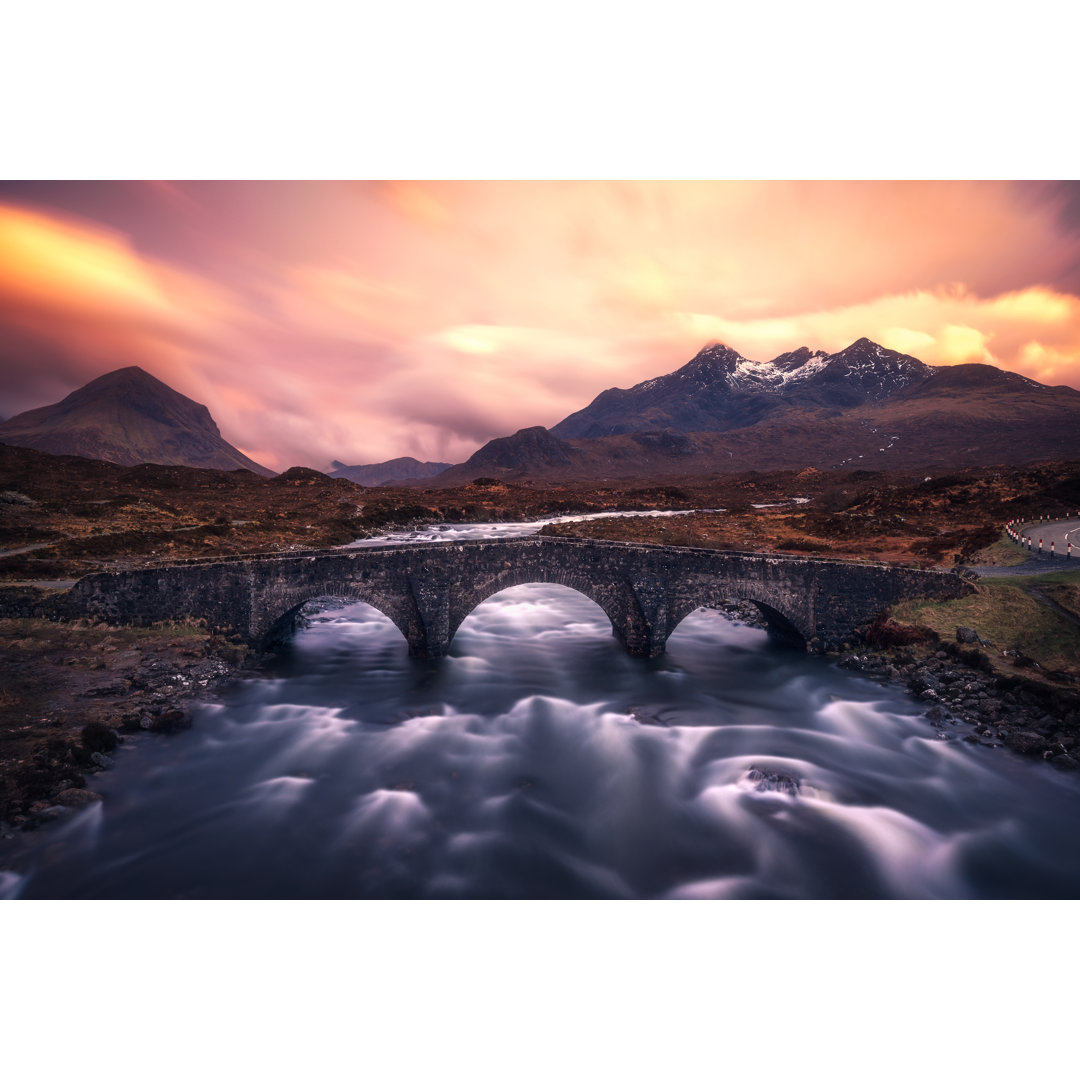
[1,180,1079,472]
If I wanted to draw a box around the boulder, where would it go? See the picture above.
[746,767,800,796]
[1005,731,1050,755]
[54,787,103,807]
[80,720,119,753]
[150,708,191,733]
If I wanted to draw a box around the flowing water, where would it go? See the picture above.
[6,515,1080,900]
[343,507,724,547]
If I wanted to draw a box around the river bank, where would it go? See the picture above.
[833,549,1080,769]
[4,588,1078,850]
[0,613,252,844]
[3,540,1079,884]
[837,640,1080,768]
[11,582,1080,900]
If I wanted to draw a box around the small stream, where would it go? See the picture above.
[344,508,725,547]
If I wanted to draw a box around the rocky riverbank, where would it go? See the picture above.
[837,634,1080,769]
[4,594,1078,875]
[0,613,251,839]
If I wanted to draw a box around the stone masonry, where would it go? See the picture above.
[63,536,972,658]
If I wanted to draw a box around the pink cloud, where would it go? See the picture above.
[2,181,1079,471]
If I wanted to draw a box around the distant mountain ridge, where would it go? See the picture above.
[327,457,452,486]
[550,338,942,438]
[0,367,273,475]
[7,341,1075,490]
[427,338,1080,485]
[436,426,574,479]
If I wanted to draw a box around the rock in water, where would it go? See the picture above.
[54,788,103,807]
[746,766,800,795]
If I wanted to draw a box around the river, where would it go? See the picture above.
[5,513,1080,899]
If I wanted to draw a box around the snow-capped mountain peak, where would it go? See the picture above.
[549,338,938,439]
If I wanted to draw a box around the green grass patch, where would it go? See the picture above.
[891,576,1080,677]
[991,568,1080,588]
[969,533,1030,567]
[989,568,1080,623]
[1039,580,1080,620]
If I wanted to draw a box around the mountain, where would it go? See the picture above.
[427,339,1080,485]
[550,338,934,438]
[0,367,273,475]
[435,426,576,484]
[327,456,451,486]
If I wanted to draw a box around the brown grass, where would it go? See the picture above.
[967,535,1030,567]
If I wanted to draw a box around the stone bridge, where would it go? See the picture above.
[63,536,971,658]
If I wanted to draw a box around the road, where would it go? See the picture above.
[1014,517,1080,561]
[976,518,1080,623]
[976,516,1080,576]
[0,541,56,559]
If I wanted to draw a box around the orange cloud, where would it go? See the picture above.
[0,204,241,366]
[935,325,995,365]
[0,205,176,322]
[377,181,452,229]
[675,285,1080,388]
[2,182,1080,474]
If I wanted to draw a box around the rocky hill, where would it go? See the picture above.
[328,456,451,486]
[0,367,273,475]
[442,426,576,477]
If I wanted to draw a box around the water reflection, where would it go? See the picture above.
[10,585,1080,899]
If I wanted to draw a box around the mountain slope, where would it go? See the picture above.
[550,337,935,438]
[440,426,576,481]
[0,367,273,475]
[430,392,1080,487]
[327,456,451,486]
[428,341,1080,485]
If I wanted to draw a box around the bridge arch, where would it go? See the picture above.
[747,600,808,648]
[449,580,618,650]
[257,586,414,652]
[445,564,646,654]
[665,591,811,652]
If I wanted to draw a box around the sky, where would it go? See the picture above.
[2,179,1080,473]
